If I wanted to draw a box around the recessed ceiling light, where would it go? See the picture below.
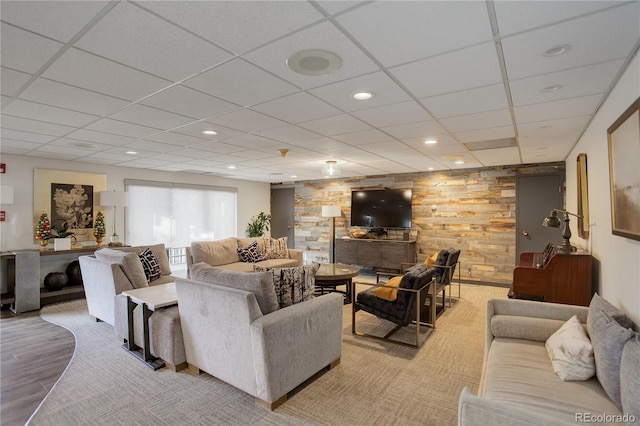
[424,139,438,145]
[227,165,236,169]
[352,92,374,101]
[201,130,218,135]
[543,45,570,57]
[126,151,138,155]
[291,175,297,178]
[287,49,342,76]
[540,85,562,93]
[428,167,435,171]
[454,160,465,165]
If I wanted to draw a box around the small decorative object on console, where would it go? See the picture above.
[44,271,68,291]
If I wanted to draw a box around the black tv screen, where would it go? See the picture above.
[351,189,412,228]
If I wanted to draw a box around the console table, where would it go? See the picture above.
[335,238,416,271]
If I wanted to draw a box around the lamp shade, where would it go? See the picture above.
[322,205,341,218]
[100,190,129,207]
[542,210,561,228]
[0,185,14,205]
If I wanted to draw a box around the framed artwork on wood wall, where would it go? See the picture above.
[607,97,640,241]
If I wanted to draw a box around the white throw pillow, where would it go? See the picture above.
[545,315,595,381]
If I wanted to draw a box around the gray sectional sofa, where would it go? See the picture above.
[458,296,639,425]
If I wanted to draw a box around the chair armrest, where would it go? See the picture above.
[458,387,559,426]
[287,249,304,266]
[250,293,343,402]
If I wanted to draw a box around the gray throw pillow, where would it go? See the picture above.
[587,293,633,335]
[620,334,640,422]
[190,262,279,315]
[589,309,634,410]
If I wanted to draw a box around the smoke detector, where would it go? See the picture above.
[287,49,342,76]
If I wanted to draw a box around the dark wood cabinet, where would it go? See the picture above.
[335,238,416,271]
[512,243,593,306]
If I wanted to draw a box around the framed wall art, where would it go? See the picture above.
[607,97,640,241]
[576,153,589,239]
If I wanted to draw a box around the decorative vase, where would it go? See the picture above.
[95,236,103,247]
[44,272,68,291]
[66,260,83,287]
[39,239,48,250]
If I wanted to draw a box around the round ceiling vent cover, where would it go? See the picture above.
[287,49,342,76]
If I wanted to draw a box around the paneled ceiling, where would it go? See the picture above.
[1,1,639,182]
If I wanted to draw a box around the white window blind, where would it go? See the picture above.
[124,180,237,248]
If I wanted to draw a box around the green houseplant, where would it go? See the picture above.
[246,212,271,237]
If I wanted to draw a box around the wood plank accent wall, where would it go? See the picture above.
[273,162,565,285]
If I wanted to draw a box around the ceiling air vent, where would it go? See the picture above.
[463,137,517,151]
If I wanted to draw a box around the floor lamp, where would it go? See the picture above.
[100,190,130,247]
[322,205,341,263]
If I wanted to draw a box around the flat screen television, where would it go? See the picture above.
[351,189,412,228]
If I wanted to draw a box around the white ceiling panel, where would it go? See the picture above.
[109,104,194,131]
[517,115,592,141]
[76,2,233,82]
[332,129,395,146]
[441,109,513,133]
[1,115,76,136]
[65,129,135,146]
[380,120,447,140]
[206,109,288,134]
[421,84,510,119]
[299,114,371,136]
[0,128,57,144]
[145,132,211,148]
[454,125,516,143]
[390,42,503,99]
[514,94,602,124]
[85,118,161,138]
[315,1,368,16]
[141,85,241,120]
[19,78,130,117]
[253,92,341,124]
[139,0,323,55]
[1,138,44,151]
[352,101,432,128]
[0,24,63,74]
[121,139,182,153]
[2,99,99,127]
[470,147,521,166]
[183,59,299,107]
[245,21,379,90]
[42,48,171,101]
[187,141,246,155]
[1,67,31,97]
[258,125,322,143]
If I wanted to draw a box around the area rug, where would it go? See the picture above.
[30,283,508,426]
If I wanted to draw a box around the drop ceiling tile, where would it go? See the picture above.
[337,1,493,67]
[161,147,217,159]
[76,2,233,82]
[20,78,130,117]
[361,140,412,156]
[316,1,368,16]
[514,94,602,124]
[441,109,513,133]
[141,85,241,120]
[2,99,99,127]
[1,95,11,109]
[252,92,341,124]
[299,114,371,136]
[309,71,411,112]
[352,101,432,128]
[65,129,134,146]
[42,48,171,101]
[0,128,57,144]
[1,115,75,136]
[140,1,323,55]
[421,84,509,119]
[145,132,209,148]
[122,139,182,153]
[518,115,591,143]
[118,158,174,167]
[390,42,503,99]
[471,147,521,167]
[217,133,283,150]
[258,125,322,143]
[332,129,395,146]
[1,67,31,97]
[0,138,43,151]
[185,141,246,155]
[245,21,379,90]
[381,120,447,140]
[85,118,161,138]
[454,125,516,143]
[81,151,134,162]
[502,3,639,80]
[0,1,110,43]
[172,122,241,140]
[0,24,63,74]
[109,104,194,131]
[510,59,624,106]
[494,1,630,36]
[401,134,461,149]
[521,151,568,163]
[31,144,87,157]
[206,109,288,134]
[48,137,103,152]
[183,59,299,107]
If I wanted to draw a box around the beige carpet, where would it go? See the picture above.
[30,283,508,426]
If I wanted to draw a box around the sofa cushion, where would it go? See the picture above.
[262,236,290,259]
[191,238,240,266]
[254,264,318,308]
[139,248,162,282]
[545,315,595,381]
[587,293,634,334]
[237,240,266,263]
[190,262,279,315]
[95,248,148,289]
[620,334,640,423]
[589,309,634,410]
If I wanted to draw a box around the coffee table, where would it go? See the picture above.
[315,263,360,304]
[121,282,177,370]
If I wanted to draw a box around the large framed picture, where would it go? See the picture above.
[607,97,640,241]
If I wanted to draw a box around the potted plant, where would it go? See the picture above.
[246,212,271,237]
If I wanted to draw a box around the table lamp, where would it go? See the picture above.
[542,209,581,253]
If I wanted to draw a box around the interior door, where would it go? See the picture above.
[270,188,295,248]
[516,173,564,261]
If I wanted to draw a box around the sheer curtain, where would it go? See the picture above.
[125,179,237,250]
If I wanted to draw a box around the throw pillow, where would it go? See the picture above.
[620,334,640,423]
[262,236,289,259]
[587,293,634,335]
[237,241,266,263]
[424,252,438,267]
[254,264,318,308]
[372,275,403,301]
[589,309,634,410]
[190,262,279,315]
[545,315,595,381]
[139,248,162,282]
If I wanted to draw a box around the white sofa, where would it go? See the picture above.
[175,267,343,410]
[458,296,639,425]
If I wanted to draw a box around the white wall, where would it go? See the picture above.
[566,53,640,325]
[0,154,270,251]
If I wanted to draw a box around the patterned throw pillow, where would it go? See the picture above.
[237,240,266,263]
[262,236,289,259]
[254,264,318,308]
[139,248,162,282]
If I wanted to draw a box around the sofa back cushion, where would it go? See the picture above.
[94,248,148,289]
[119,244,171,276]
[620,334,640,423]
[191,238,240,266]
[190,262,279,315]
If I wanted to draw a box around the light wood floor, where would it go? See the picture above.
[0,309,75,426]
